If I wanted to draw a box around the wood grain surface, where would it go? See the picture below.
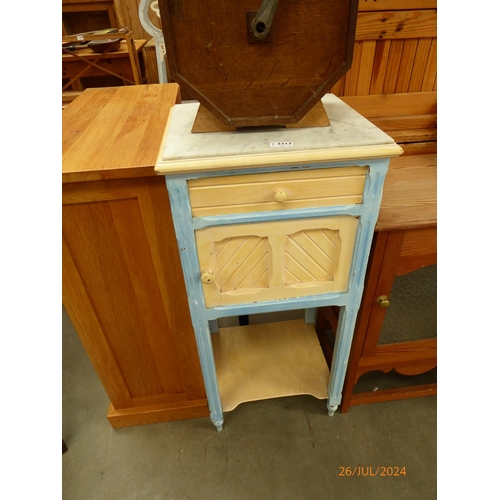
[63,84,210,428]
[377,154,436,231]
[158,0,358,126]
[62,84,180,183]
[188,167,367,217]
[212,320,329,411]
[332,0,436,98]
[195,217,358,307]
[63,176,208,427]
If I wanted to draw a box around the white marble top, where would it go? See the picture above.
[155,94,402,174]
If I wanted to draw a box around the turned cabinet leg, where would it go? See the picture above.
[192,319,224,430]
[327,404,338,416]
[326,305,358,414]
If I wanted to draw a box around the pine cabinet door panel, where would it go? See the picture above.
[196,216,358,307]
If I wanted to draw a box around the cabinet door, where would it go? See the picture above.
[195,216,358,307]
[362,227,437,356]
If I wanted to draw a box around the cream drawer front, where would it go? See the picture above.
[188,167,368,217]
[195,216,358,308]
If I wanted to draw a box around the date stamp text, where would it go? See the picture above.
[339,466,407,477]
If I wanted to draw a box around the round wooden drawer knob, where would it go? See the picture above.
[273,189,287,203]
[201,269,215,284]
[376,295,390,308]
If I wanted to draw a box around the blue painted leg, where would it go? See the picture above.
[304,308,317,324]
[191,319,224,430]
[327,404,338,417]
[165,178,225,430]
[326,305,359,416]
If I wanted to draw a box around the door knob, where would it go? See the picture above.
[273,189,287,203]
[376,295,390,308]
[201,269,215,284]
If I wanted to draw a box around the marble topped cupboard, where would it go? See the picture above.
[155,94,402,430]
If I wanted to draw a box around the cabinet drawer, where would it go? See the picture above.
[195,216,358,308]
[188,167,368,217]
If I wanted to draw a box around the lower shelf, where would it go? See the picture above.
[212,319,329,411]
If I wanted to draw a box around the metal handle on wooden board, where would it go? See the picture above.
[250,0,280,40]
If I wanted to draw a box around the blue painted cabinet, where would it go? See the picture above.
[155,94,402,430]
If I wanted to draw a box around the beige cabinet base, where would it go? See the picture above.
[212,320,329,411]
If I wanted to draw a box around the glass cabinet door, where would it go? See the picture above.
[377,263,437,344]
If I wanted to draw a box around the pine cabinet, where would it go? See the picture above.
[62,85,209,428]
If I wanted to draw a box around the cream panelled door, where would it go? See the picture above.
[195,216,358,307]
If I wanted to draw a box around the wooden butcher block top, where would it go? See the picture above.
[62,84,181,183]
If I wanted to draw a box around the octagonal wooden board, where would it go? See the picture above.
[158,0,358,127]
